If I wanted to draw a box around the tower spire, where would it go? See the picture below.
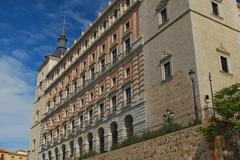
[52,18,68,57]
[61,16,66,35]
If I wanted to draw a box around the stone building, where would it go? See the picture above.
[28,0,240,159]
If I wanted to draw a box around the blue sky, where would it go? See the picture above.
[0,0,109,152]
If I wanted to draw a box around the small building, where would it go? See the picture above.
[0,149,28,160]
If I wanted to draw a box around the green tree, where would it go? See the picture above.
[198,83,240,158]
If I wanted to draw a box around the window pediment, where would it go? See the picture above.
[216,44,230,56]
[160,49,172,63]
[156,0,168,12]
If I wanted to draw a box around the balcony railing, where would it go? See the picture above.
[43,37,143,119]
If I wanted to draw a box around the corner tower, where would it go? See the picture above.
[28,21,68,160]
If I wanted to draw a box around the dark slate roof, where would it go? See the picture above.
[51,47,66,58]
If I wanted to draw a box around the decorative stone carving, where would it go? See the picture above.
[216,43,230,55]
[156,0,169,12]
[160,49,172,63]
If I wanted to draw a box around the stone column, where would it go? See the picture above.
[119,123,127,143]
[75,143,80,158]
[65,143,70,159]
[106,129,112,151]
[95,135,100,153]
[104,134,108,152]
[58,153,62,160]
[83,138,89,154]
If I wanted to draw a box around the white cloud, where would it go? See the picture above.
[0,55,35,149]
[11,49,31,61]
[19,30,46,45]
[65,10,91,29]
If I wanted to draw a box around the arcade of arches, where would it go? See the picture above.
[41,115,134,160]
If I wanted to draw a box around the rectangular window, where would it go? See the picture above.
[237,0,240,8]
[126,0,131,6]
[124,38,131,53]
[80,115,83,128]
[111,77,117,86]
[32,139,36,150]
[81,74,85,86]
[100,58,105,72]
[57,129,59,138]
[73,81,77,91]
[71,120,75,129]
[212,2,219,16]
[111,96,117,112]
[80,99,84,107]
[125,21,130,31]
[158,8,168,25]
[90,67,95,80]
[90,92,94,100]
[112,49,118,63]
[220,56,229,73]
[66,87,70,95]
[125,87,132,105]
[99,103,104,118]
[64,125,67,134]
[92,53,95,60]
[100,85,105,94]
[114,9,118,18]
[164,62,171,80]
[112,33,117,43]
[125,67,131,78]
[89,109,93,123]
[101,44,106,52]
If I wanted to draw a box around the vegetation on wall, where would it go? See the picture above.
[82,151,98,159]
[198,83,240,158]
[198,83,240,141]
[111,122,193,151]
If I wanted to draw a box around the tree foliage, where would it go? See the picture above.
[198,83,240,143]
[214,83,240,121]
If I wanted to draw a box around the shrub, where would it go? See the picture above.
[82,151,98,159]
[198,83,240,143]
[111,122,185,151]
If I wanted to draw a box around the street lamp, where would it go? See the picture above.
[209,72,216,117]
[163,109,174,125]
[189,69,200,124]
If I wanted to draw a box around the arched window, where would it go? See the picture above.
[62,144,66,160]
[78,137,83,159]
[55,148,59,160]
[110,122,118,146]
[98,128,105,153]
[42,153,45,160]
[69,141,74,157]
[87,132,93,152]
[48,151,52,160]
[124,115,134,139]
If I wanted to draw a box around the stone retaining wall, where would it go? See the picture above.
[87,126,212,160]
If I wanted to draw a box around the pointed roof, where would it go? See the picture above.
[52,19,67,58]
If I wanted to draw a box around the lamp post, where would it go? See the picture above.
[208,72,215,117]
[163,109,174,125]
[189,69,200,124]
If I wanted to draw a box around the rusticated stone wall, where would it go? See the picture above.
[86,126,212,160]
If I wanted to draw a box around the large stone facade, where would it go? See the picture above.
[142,0,240,130]
[86,126,211,160]
[29,0,240,159]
